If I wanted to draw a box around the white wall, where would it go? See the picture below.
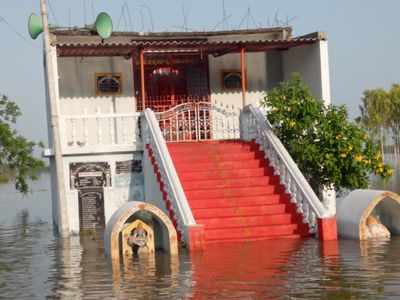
[58,56,136,115]
[208,52,268,109]
[61,152,144,234]
[282,41,331,105]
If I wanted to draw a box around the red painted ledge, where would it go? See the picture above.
[318,217,338,241]
[187,224,205,252]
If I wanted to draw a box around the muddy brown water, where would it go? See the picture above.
[1,173,400,299]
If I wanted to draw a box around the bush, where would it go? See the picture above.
[261,74,392,194]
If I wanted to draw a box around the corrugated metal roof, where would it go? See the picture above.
[52,28,326,56]
[55,37,321,48]
[52,26,292,39]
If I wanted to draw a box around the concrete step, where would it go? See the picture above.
[204,224,304,241]
[186,185,285,200]
[188,194,287,209]
[182,176,280,191]
[192,203,293,219]
[197,214,300,229]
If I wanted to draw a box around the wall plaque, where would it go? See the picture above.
[78,188,105,231]
[116,160,143,174]
[115,160,144,189]
[70,162,111,190]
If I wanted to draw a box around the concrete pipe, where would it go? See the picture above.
[337,190,400,240]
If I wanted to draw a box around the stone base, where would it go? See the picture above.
[187,224,205,252]
[318,217,338,241]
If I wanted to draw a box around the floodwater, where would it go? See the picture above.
[1,173,400,299]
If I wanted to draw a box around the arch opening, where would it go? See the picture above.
[359,192,400,240]
[104,201,178,264]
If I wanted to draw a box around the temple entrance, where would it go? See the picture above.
[135,53,212,142]
[156,102,211,142]
[135,54,210,112]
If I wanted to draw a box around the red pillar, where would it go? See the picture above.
[140,49,146,111]
[240,47,247,108]
[187,224,205,252]
[318,217,338,241]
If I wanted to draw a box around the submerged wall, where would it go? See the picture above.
[62,152,145,234]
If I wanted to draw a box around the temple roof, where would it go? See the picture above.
[51,27,327,57]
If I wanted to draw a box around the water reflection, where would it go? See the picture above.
[1,174,400,299]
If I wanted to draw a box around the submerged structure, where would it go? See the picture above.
[337,190,400,240]
[41,21,338,250]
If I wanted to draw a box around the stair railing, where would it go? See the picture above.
[141,108,196,243]
[240,105,334,233]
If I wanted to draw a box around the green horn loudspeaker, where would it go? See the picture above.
[94,12,113,39]
[28,12,113,40]
[28,13,43,40]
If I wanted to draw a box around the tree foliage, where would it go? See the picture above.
[358,84,400,157]
[261,75,392,194]
[0,94,45,193]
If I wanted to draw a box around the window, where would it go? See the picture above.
[95,73,122,95]
[222,71,244,90]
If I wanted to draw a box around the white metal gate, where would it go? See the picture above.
[155,101,240,142]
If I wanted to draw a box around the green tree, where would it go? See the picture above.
[0,94,45,193]
[261,74,392,194]
[388,84,400,157]
[358,88,391,159]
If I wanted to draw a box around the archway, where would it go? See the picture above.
[104,201,178,263]
[337,190,400,240]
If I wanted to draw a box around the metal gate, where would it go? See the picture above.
[155,101,240,142]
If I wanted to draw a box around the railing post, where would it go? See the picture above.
[240,47,247,108]
[83,109,89,146]
[96,107,103,145]
[71,118,76,146]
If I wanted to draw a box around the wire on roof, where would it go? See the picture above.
[47,0,59,25]
[0,15,40,50]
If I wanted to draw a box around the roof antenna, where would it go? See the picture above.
[140,4,155,32]
[83,0,87,26]
[117,4,129,31]
[181,2,188,31]
[91,0,96,22]
[222,0,228,30]
[68,7,71,28]
[123,2,134,31]
[211,0,231,31]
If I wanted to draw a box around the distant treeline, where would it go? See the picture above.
[0,165,49,184]
[357,84,400,160]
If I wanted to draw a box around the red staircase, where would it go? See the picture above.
[167,140,310,244]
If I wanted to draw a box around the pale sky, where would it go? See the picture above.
[1,0,399,146]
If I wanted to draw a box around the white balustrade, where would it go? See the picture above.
[141,108,196,244]
[155,101,240,142]
[61,112,141,154]
[240,105,334,233]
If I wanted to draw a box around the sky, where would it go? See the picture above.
[1,0,400,145]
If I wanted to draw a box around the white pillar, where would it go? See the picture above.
[319,40,336,216]
[319,40,332,106]
[41,0,70,236]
